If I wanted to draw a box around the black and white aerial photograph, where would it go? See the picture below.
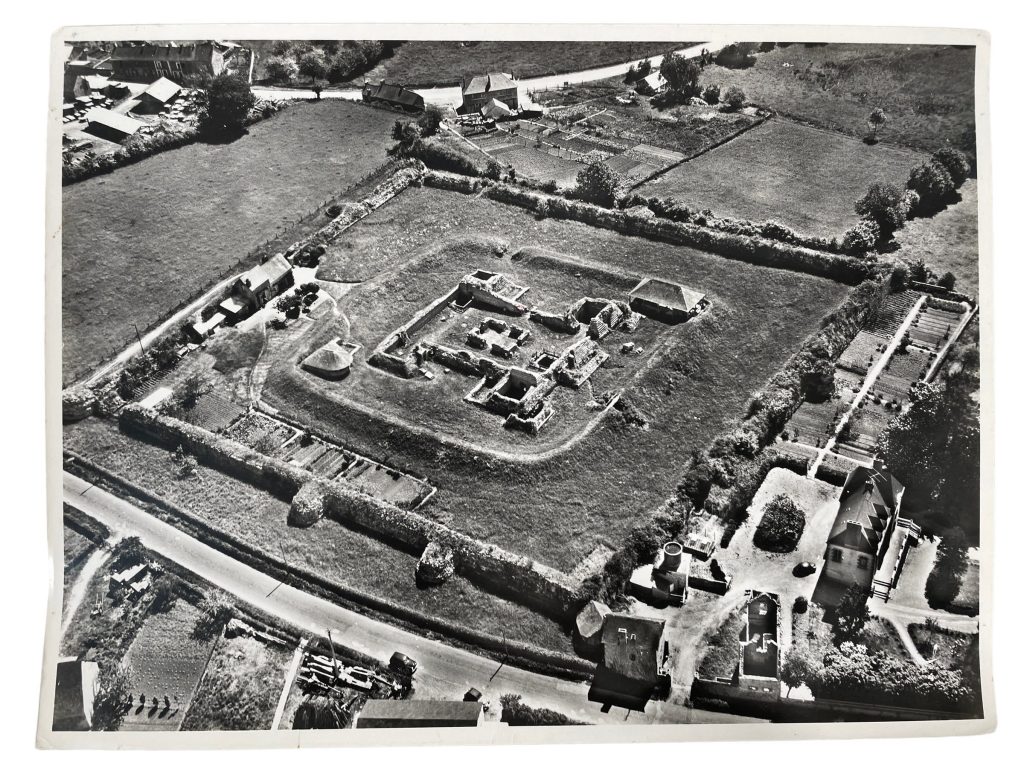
[39,22,995,749]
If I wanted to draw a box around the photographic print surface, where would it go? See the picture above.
[44,26,992,746]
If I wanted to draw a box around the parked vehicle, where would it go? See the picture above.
[794,561,817,577]
[389,652,418,676]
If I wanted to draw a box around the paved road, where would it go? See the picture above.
[62,470,758,726]
[253,41,731,107]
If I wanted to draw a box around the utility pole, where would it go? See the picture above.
[132,323,145,355]
[326,629,339,681]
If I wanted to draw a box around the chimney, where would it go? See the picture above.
[661,541,683,571]
[873,456,886,471]
[863,480,874,495]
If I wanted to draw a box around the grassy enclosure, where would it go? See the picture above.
[182,635,295,731]
[266,185,852,570]
[61,100,396,384]
[639,118,925,238]
[700,43,976,152]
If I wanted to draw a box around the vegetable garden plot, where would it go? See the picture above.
[836,331,888,375]
[908,306,966,351]
[180,392,245,433]
[863,290,922,336]
[787,397,845,448]
[225,413,296,451]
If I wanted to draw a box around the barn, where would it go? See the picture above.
[134,76,182,114]
[82,108,144,143]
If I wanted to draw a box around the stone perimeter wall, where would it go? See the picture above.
[118,404,586,621]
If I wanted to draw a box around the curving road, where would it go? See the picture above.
[62,470,759,726]
[253,41,731,107]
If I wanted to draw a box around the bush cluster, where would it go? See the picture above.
[263,40,393,85]
[753,495,806,552]
[498,694,586,726]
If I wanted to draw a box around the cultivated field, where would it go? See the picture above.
[62,418,574,655]
[701,43,976,152]
[896,180,980,298]
[639,118,926,238]
[352,41,684,87]
[182,635,295,731]
[120,600,218,731]
[61,100,396,384]
[265,185,852,570]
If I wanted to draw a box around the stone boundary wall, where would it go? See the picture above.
[64,450,594,679]
[423,170,482,194]
[909,280,975,306]
[118,404,586,620]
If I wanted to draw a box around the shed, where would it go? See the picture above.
[82,107,144,143]
[480,98,513,120]
[355,699,483,728]
[52,658,100,731]
[628,277,708,323]
[135,76,182,114]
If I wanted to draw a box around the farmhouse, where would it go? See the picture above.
[108,562,153,596]
[134,76,182,114]
[822,461,920,598]
[461,72,520,114]
[362,81,424,113]
[589,613,671,710]
[355,700,483,728]
[82,107,144,143]
[232,254,294,311]
[52,658,100,731]
[109,42,229,83]
[628,277,709,323]
[302,338,361,380]
[628,540,691,606]
[737,591,782,698]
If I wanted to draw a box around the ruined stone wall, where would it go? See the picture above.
[118,404,585,619]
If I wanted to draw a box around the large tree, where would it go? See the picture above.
[854,181,906,238]
[198,73,256,137]
[575,162,621,208]
[659,51,700,98]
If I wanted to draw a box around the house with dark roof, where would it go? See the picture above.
[737,591,781,698]
[110,42,227,84]
[588,613,670,710]
[52,658,100,731]
[134,76,182,114]
[822,461,911,593]
[355,699,483,728]
[362,81,424,113]
[232,254,294,312]
[628,277,709,323]
[461,72,520,114]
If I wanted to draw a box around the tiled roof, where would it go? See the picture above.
[827,466,905,553]
[600,613,665,683]
[364,81,424,109]
[142,76,181,104]
[630,277,707,313]
[83,107,144,137]
[463,72,518,95]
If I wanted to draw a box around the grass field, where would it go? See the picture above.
[266,185,852,570]
[895,180,980,298]
[62,418,574,655]
[701,43,976,152]
[120,600,218,731]
[639,118,926,238]
[352,41,684,87]
[182,635,294,731]
[61,100,396,385]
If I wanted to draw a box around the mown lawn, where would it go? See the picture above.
[895,179,980,299]
[639,118,925,238]
[63,418,574,655]
[61,100,396,385]
[182,635,294,731]
[352,41,686,87]
[700,43,976,153]
[268,186,852,571]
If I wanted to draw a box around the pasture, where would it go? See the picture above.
[353,41,682,87]
[701,43,976,152]
[639,118,925,238]
[265,185,852,570]
[61,100,396,384]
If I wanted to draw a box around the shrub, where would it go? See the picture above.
[932,147,972,187]
[794,596,809,614]
[499,694,585,726]
[855,182,906,238]
[840,218,880,255]
[574,162,620,208]
[197,73,257,138]
[721,85,746,111]
[907,160,955,212]
[263,55,298,83]
[753,495,805,552]
[701,84,721,104]
[937,271,957,291]
[289,482,327,527]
